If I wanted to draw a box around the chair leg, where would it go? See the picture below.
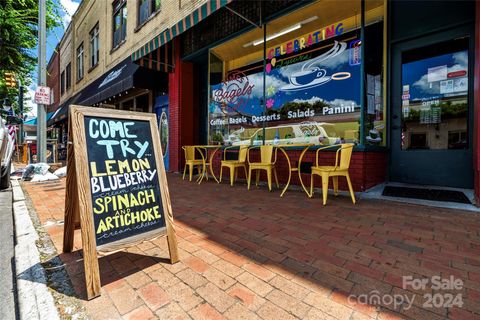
[230,166,235,186]
[183,165,187,180]
[219,166,223,183]
[346,174,356,204]
[189,164,193,182]
[321,173,329,205]
[310,173,314,198]
[332,176,339,196]
[274,168,279,188]
[267,169,272,191]
[247,167,252,190]
[256,170,260,187]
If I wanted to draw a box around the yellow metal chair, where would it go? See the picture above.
[247,145,279,191]
[219,146,248,186]
[310,143,356,205]
[182,146,205,182]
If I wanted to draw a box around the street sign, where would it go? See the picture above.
[34,86,51,105]
[63,105,179,300]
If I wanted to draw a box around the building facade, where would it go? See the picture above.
[48,0,209,160]
[46,48,60,113]
[48,0,480,202]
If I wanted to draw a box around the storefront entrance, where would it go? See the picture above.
[155,95,169,171]
[390,27,474,188]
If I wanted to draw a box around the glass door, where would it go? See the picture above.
[390,29,473,188]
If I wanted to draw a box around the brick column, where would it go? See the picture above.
[168,38,194,172]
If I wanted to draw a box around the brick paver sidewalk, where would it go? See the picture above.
[22,174,480,320]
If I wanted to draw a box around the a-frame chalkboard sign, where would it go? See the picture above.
[63,105,178,300]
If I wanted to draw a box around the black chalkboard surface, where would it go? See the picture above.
[64,106,178,300]
[84,116,166,247]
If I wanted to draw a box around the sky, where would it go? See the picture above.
[26,0,81,118]
[402,50,468,102]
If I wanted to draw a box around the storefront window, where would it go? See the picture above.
[136,94,149,112]
[363,22,385,146]
[401,38,469,150]
[208,0,385,147]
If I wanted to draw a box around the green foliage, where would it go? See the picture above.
[403,101,468,122]
[0,0,62,113]
[211,132,224,144]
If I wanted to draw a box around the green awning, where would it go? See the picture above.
[131,0,233,62]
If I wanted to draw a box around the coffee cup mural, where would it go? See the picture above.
[280,41,350,92]
[290,67,327,86]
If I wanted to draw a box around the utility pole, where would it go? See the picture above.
[36,0,47,163]
[18,80,24,144]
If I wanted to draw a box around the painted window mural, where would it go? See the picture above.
[209,29,363,146]
[401,38,469,150]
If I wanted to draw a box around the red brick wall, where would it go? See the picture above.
[168,38,195,172]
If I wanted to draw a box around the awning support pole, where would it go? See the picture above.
[142,57,176,70]
[224,5,262,28]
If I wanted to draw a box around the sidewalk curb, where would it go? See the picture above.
[12,179,60,320]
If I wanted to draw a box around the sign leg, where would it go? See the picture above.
[81,224,101,300]
[163,188,179,263]
[63,126,76,253]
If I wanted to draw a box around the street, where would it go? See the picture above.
[0,188,18,320]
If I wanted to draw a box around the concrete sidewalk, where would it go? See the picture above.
[22,174,480,320]
[0,188,18,320]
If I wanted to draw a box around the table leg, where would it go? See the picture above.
[278,147,291,198]
[197,147,207,184]
[297,146,311,197]
[208,148,220,183]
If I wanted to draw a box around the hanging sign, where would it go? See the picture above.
[63,105,178,300]
[34,86,51,105]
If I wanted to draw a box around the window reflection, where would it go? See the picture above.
[208,1,385,147]
[401,38,469,150]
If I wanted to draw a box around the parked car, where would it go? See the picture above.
[224,122,343,146]
[0,111,21,190]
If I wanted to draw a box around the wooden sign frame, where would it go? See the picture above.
[63,105,178,300]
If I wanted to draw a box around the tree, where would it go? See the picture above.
[0,0,61,114]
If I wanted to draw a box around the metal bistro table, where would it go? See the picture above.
[194,145,222,184]
[274,143,314,197]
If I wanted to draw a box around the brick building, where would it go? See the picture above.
[48,0,480,202]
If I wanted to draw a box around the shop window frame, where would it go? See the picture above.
[66,63,72,90]
[60,70,65,95]
[112,0,127,50]
[76,42,84,82]
[136,0,161,30]
[89,23,99,71]
[204,1,387,151]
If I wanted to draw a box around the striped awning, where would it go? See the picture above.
[136,42,175,73]
[131,0,234,66]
